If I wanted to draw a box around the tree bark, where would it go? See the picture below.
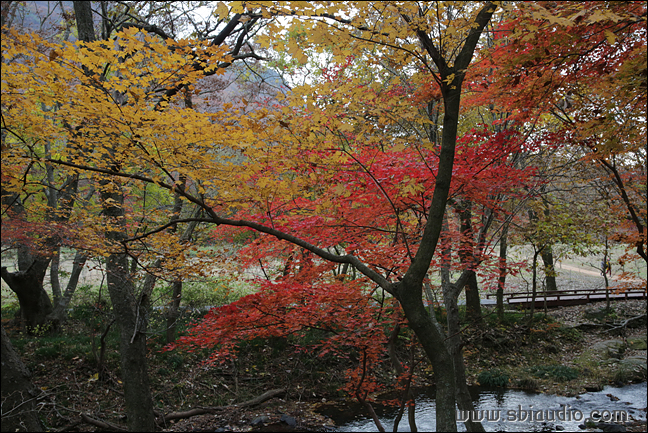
[528,246,543,322]
[455,200,482,323]
[46,250,88,328]
[50,247,62,305]
[440,229,485,433]
[73,2,155,428]
[497,222,509,320]
[166,280,183,344]
[1,260,54,334]
[395,284,457,431]
[1,325,44,432]
[388,323,417,433]
[73,1,96,42]
[100,180,156,431]
[443,277,485,433]
[540,245,558,292]
[602,238,611,312]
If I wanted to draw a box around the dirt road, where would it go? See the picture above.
[557,263,644,283]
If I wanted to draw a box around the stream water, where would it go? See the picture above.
[319,382,647,432]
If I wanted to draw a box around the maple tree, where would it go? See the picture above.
[472,1,647,270]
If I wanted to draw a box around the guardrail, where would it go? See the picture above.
[485,288,647,308]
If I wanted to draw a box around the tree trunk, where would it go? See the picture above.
[164,154,198,345]
[73,1,95,42]
[0,192,56,334]
[602,239,611,313]
[96,145,155,431]
[106,254,155,431]
[456,200,482,323]
[166,280,183,344]
[1,260,54,334]
[464,273,481,322]
[46,250,88,328]
[1,325,44,432]
[540,245,557,292]
[497,223,509,320]
[388,322,417,433]
[396,286,457,432]
[394,7,496,427]
[528,246,543,323]
[50,247,62,305]
[73,2,155,427]
[442,268,485,432]
[100,181,156,431]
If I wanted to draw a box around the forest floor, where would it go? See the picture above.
[2,279,646,431]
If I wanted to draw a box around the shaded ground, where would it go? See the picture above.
[1,297,646,431]
[462,299,647,395]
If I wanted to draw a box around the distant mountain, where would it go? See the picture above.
[3,1,77,39]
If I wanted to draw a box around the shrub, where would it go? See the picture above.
[527,365,579,382]
[478,369,509,387]
[0,301,20,318]
[515,376,539,390]
[72,284,110,308]
[180,279,255,308]
[35,344,62,359]
[558,326,583,342]
[613,367,646,383]
[166,354,185,371]
[488,311,525,327]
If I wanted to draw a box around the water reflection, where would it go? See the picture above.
[318,382,647,432]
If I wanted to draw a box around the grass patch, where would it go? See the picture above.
[526,365,579,382]
[159,278,256,309]
[515,375,539,390]
[164,353,185,371]
[489,311,526,327]
[26,335,93,360]
[557,326,583,342]
[35,332,114,358]
[613,366,647,383]
[477,369,510,387]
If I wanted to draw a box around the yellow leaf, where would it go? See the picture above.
[215,2,228,20]
[333,184,348,197]
[604,30,616,45]
[443,73,455,85]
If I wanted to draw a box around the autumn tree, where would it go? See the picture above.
[475,1,647,270]
[2,3,266,430]
[0,1,202,333]
[232,3,498,430]
[0,1,95,333]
